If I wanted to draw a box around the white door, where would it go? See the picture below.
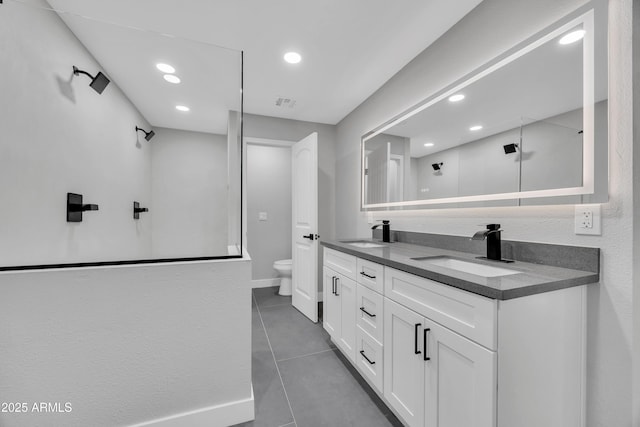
[424,319,497,427]
[292,132,319,322]
[366,142,391,204]
[337,275,357,362]
[323,267,340,338]
[384,298,425,427]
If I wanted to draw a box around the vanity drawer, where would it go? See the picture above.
[356,284,384,345]
[324,248,357,280]
[384,267,497,350]
[356,258,384,293]
[356,326,384,394]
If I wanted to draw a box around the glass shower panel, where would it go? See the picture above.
[0,1,243,268]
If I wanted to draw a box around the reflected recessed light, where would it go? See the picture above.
[424,142,435,147]
[559,29,585,45]
[163,74,181,84]
[284,51,302,64]
[470,125,483,131]
[156,63,176,73]
[448,94,465,102]
[175,105,190,112]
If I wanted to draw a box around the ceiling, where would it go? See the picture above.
[38,0,483,133]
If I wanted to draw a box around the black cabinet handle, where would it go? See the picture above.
[360,350,375,365]
[332,277,336,295]
[360,271,376,279]
[423,328,431,361]
[414,323,422,354]
[359,307,376,318]
[335,277,340,296]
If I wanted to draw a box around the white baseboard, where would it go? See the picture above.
[128,388,254,427]
[252,278,279,289]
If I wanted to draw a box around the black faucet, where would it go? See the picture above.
[471,224,512,262]
[371,220,391,243]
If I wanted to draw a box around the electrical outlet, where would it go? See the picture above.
[367,212,373,224]
[574,205,601,235]
[258,212,268,221]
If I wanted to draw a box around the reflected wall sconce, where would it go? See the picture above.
[73,66,110,94]
[135,126,155,141]
[67,193,99,222]
[432,162,443,171]
[133,201,149,219]
[503,143,519,154]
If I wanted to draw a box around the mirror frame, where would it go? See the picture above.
[361,8,601,210]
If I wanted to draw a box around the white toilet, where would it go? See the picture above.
[273,259,293,296]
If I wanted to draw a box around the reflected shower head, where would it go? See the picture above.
[431,162,443,171]
[503,143,518,154]
[136,126,155,141]
[73,66,110,94]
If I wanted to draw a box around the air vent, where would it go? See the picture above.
[275,97,297,108]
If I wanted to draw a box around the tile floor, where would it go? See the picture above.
[233,286,403,427]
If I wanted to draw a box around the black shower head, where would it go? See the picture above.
[73,66,110,94]
[503,143,519,154]
[136,126,155,141]
[431,162,443,171]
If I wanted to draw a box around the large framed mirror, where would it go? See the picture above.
[361,3,607,210]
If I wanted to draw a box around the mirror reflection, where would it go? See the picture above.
[363,10,607,209]
[0,1,242,268]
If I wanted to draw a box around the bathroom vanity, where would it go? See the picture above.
[321,237,599,427]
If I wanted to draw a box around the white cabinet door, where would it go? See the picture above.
[337,275,357,362]
[384,298,425,427]
[323,267,340,340]
[424,319,497,427]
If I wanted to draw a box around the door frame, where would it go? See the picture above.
[243,137,321,302]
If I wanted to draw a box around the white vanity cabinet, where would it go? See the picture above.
[323,249,357,362]
[323,246,586,427]
[384,297,496,427]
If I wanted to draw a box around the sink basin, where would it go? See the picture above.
[411,256,520,278]
[341,240,386,249]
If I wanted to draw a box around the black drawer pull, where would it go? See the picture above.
[414,323,422,354]
[359,307,376,317]
[360,350,375,365]
[360,271,376,279]
[335,277,340,296]
[332,276,336,295]
[423,328,431,361]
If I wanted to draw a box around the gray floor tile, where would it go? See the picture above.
[238,309,294,427]
[259,304,334,361]
[278,349,396,427]
[253,286,291,308]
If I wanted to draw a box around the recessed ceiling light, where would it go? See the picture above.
[156,63,176,73]
[469,125,483,131]
[559,29,585,45]
[163,74,181,84]
[448,94,465,102]
[284,52,302,64]
[424,142,435,147]
[175,105,190,112]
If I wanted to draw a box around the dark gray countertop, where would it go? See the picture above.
[321,239,599,300]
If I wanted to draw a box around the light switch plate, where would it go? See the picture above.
[258,212,268,221]
[574,204,601,235]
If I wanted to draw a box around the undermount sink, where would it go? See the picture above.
[411,256,520,278]
[341,240,386,249]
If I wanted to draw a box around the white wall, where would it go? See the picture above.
[335,0,633,425]
[247,144,292,280]
[0,1,152,266]
[0,258,253,427]
[150,128,228,258]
